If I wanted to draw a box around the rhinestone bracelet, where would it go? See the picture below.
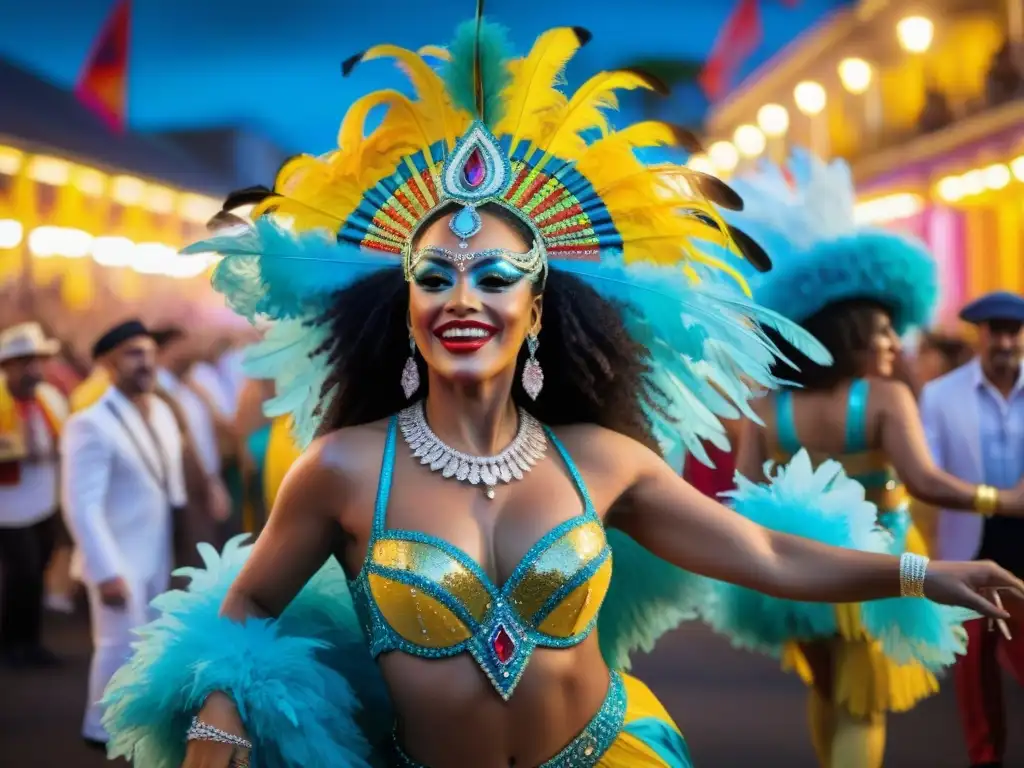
[186,716,253,751]
[899,552,929,598]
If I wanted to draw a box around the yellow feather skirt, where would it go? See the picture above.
[781,522,939,717]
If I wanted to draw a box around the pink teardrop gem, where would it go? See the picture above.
[462,148,486,188]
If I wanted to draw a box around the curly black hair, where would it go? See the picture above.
[310,203,669,454]
[767,298,891,391]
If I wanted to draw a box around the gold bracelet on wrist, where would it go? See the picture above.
[974,484,999,517]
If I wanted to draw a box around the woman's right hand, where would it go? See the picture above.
[182,692,249,768]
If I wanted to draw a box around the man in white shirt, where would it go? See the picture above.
[0,322,67,667]
[61,320,186,747]
[921,292,1024,768]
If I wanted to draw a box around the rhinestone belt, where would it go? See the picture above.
[392,671,626,767]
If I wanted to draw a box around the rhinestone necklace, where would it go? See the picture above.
[397,401,548,499]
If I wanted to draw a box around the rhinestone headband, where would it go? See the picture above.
[402,120,549,282]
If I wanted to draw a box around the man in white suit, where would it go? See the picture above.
[920,292,1024,768]
[61,320,186,748]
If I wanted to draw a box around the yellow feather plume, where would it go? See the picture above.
[360,44,456,149]
[536,71,661,162]
[417,44,451,61]
[494,27,585,154]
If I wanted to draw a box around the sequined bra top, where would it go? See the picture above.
[348,417,613,700]
[775,379,909,522]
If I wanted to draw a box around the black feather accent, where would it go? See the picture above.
[223,186,275,211]
[688,171,744,211]
[620,68,670,97]
[571,26,593,46]
[341,52,365,77]
[727,225,772,272]
[666,124,704,154]
[206,211,251,232]
[684,210,772,273]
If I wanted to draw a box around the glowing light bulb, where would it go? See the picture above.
[838,58,873,95]
[897,16,934,54]
[794,81,827,116]
[756,103,789,137]
[708,141,739,173]
[733,124,767,158]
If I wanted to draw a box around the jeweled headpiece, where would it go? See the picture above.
[197,7,831,462]
[241,13,773,288]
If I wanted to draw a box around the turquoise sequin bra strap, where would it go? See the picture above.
[775,390,801,455]
[543,426,596,516]
[372,416,400,538]
[844,379,870,453]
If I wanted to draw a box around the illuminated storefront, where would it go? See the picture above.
[697,0,1021,326]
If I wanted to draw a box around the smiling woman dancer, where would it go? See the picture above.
[100,15,1024,768]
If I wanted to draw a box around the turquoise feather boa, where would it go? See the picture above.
[701,452,973,669]
[102,538,392,768]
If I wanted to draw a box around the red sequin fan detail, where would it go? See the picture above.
[492,626,516,663]
[463,149,486,188]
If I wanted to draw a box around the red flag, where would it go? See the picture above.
[698,0,763,101]
[75,0,131,133]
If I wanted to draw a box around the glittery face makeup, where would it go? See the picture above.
[408,210,542,387]
[411,253,530,293]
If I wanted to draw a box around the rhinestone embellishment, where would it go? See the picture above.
[463,148,486,188]
[491,624,516,664]
[398,401,547,500]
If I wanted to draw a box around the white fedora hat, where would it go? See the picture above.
[0,322,61,364]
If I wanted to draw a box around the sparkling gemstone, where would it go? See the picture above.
[451,206,480,239]
[462,148,486,188]
[492,625,516,664]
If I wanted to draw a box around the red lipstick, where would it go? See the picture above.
[433,320,499,354]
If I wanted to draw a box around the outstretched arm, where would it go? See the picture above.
[877,379,1010,511]
[607,430,1023,617]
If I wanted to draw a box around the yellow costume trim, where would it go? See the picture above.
[599,673,689,767]
[782,522,938,717]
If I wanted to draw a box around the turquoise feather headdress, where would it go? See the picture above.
[192,16,832,461]
[719,149,939,334]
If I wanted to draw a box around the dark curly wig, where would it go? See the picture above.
[309,203,669,454]
[767,298,891,391]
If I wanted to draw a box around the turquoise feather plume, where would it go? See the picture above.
[554,256,832,468]
[442,17,514,127]
[184,218,400,322]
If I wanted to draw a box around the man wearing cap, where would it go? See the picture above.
[61,320,186,748]
[920,291,1024,768]
[0,322,68,667]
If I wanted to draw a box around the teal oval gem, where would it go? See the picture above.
[450,206,482,240]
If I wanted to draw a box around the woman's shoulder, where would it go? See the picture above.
[547,422,654,471]
[298,418,392,482]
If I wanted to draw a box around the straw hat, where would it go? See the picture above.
[0,322,61,364]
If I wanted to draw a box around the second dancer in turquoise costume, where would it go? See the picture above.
[704,150,1024,768]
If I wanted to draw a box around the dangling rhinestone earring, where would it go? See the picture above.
[521,334,543,400]
[401,334,420,399]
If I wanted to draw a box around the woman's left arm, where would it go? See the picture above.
[606,433,1023,618]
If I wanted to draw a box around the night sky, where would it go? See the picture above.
[0,0,850,154]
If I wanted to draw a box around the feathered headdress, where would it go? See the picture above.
[720,149,939,334]
[189,9,830,462]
